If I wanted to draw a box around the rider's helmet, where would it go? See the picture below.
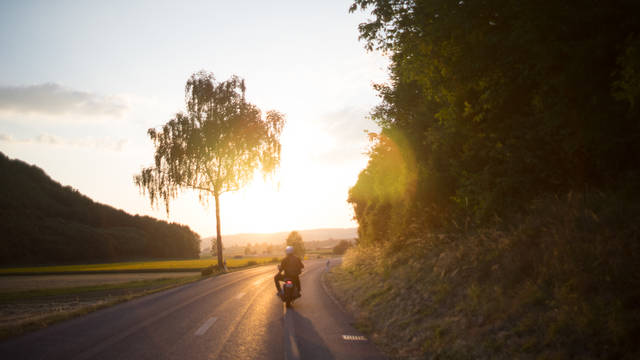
[285,246,294,255]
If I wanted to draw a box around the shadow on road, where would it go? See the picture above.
[288,307,334,360]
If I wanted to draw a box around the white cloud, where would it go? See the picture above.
[305,107,378,165]
[34,134,61,145]
[0,132,128,151]
[0,83,128,118]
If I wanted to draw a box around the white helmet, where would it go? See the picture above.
[285,246,294,255]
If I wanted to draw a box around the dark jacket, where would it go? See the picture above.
[280,255,304,277]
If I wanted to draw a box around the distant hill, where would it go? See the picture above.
[201,227,357,250]
[0,152,200,266]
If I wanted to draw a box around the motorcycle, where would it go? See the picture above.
[280,277,299,307]
[277,264,301,307]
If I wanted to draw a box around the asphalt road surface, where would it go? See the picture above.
[0,259,385,360]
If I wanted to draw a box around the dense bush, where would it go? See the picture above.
[340,1,640,357]
[332,240,352,255]
[201,265,216,276]
[0,152,200,266]
[348,0,640,244]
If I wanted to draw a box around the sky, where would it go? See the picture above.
[0,0,388,238]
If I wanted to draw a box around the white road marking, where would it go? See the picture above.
[253,278,267,286]
[194,317,218,336]
[71,267,275,360]
[320,271,349,315]
[342,335,367,341]
[235,292,246,299]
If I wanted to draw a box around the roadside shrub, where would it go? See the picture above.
[333,240,352,255]
[201,265,215,276]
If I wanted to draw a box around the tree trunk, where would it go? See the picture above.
[214,193,224,270]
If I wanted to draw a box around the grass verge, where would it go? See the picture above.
[326,192,640,359]
[0,275,201,340]
[0,258,278,340]
[0,276,200,302]
[0,257,279,275]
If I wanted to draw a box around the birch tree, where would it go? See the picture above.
[135,71,285,268]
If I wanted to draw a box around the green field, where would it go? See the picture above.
[0,257,279,275]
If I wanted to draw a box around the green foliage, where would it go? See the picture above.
[210,242,218,257]
[349,0,640,243]
[243,244,257,255]
[134,71,285,267]
[135,72,285,210]
[342,2,640,357]
[0,152,200,266]
[201,265,215,276]
[285,231,305,257]
[348,131,417,245]
[614,35,640,109]
[332,240,352,255]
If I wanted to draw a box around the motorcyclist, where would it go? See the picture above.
[274,246,304,298]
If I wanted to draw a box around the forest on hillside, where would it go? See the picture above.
[340,0,640,358]
[0,152,200,266]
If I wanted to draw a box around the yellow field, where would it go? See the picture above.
[0,257,279,275]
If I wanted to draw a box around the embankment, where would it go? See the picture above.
[327,192,640,359]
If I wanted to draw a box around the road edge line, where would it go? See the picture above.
[319,269,350,316]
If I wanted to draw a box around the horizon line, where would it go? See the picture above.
[203,226,358,239]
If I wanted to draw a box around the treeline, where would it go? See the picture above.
[0,152,200,266]
[349,0,640,244]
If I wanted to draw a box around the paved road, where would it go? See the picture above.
[0,259,385,360]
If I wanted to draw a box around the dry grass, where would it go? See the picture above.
[0,272,199,292]
[0,275,201,340]
[327,191,640,359]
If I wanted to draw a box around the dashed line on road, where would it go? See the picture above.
[235,292,246,299]
[69,267,275,360]
[253,278,267,286]
[342,335,368,342]
[195,317,218,336]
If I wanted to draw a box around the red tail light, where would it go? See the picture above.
[286,281,293,284]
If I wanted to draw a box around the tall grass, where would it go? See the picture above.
[328,191,640,359]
